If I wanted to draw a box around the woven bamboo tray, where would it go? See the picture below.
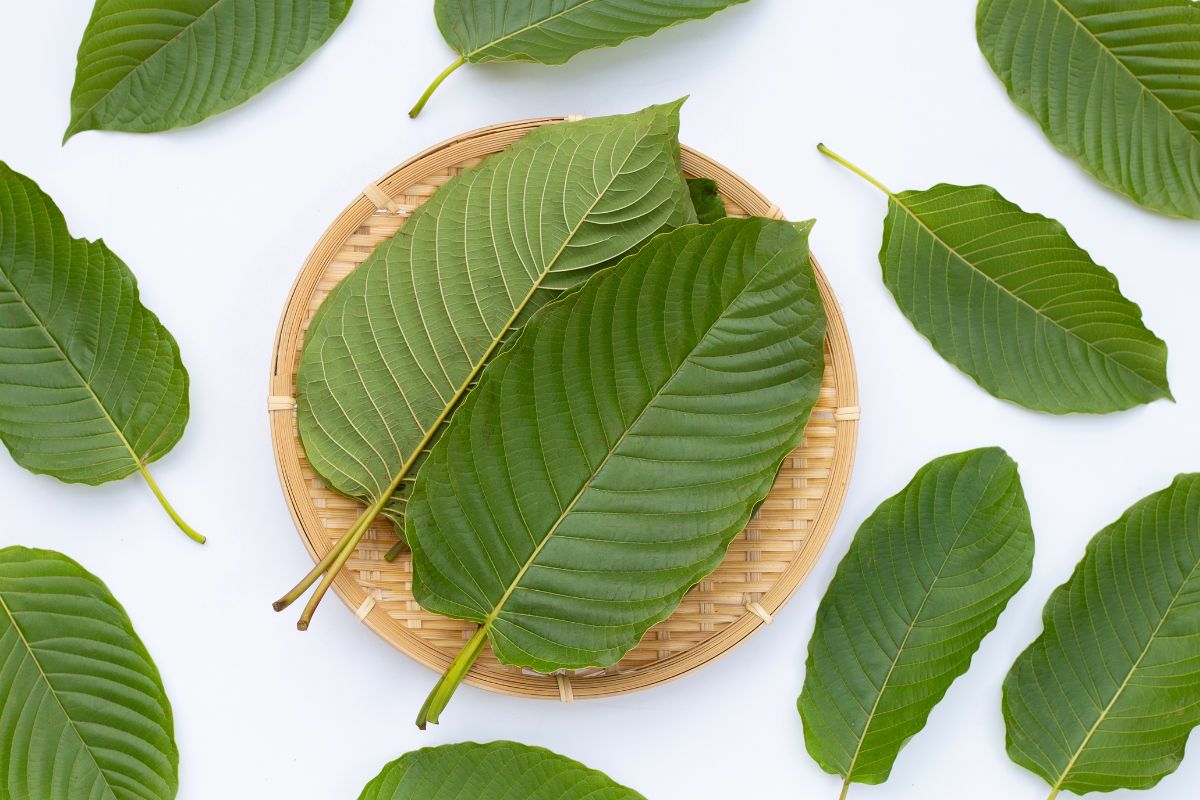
[269,116,859,702]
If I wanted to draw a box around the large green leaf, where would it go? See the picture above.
[977,0,1200,219]
[359,741,645,800]
[409,0,749,116]
[0,546,177,800]
[276,102,694,627]
[799,448,1034,796]
[820,146,1171,415]
[0,162,200,542]
[408,217,826,727]
[1004,474,1200,797]
[66,0,354,140]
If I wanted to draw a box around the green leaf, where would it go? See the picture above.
[977,0,1200,219]
[687,177,727,224]
[1004,474,1200,798]
[277,102,694,627]
[358,741,645,800]
[0,162,201,543]
[799,448,1034,795]
[0,546,177,800]
[409,216,826,727]
[820,145,1171,415]
[410,0,749,116]
[66,0,354,140]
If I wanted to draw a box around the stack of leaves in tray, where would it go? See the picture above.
[276,101,830,727]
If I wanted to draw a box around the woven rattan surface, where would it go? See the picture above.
[269,116,859,701]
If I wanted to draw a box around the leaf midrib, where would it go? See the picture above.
[0,261,143,472]
[458,0,604,61]
[0,579,118,800]
[67,0,234,136]
[479,233,790,654]
[842,461,1001,785]
[356,124,662,522]
[890,192,1165,400]
[1045,0,1198,147]
[1050,551,1200,794]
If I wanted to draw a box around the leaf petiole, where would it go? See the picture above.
[409,57,466,118]
[817,144,895,198]
[137,462,204,544]
[839,778,851,800]
[417,623,490,729]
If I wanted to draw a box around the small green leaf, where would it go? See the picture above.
[0,162,200,542]
[410,217,827,727]
[687,178,727,224]
[978,0,1200,219]
[277,102,694,627]
[820,145,1171,415]
[1004,474,1200,797]
[66,0,355,140]
[799,448,1034,795]
[0,546,178,800]
[410,0,749,116]
[359,741,646,800]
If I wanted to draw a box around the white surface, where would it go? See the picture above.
[1,2,1198,798]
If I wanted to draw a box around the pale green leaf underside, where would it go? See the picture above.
[409,217,827,675]
[799,448,1034,787]
[359,741,645,800]
[0,162,189,486]
[66,0,354,139]
[882,183,1171,414]
[436,0,750,65]
[297,102,693,540]
[0,547,176,800]
[978,0,1200,218]
[687,177,727,224]
[1004,473,1200,795]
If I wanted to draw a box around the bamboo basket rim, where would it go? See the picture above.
[269,115,859,701]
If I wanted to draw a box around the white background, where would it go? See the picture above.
[2,2,1199,798]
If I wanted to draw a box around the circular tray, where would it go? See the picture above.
[269,116,859,701]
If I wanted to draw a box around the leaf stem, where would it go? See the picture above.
[839,779,851,800]
[384,539,407,562]
[409,57,466,118]
[817,144,895,197]
[1047,791,1059,800]
[272,500,377,624]
[137,463,204,544]
[416,623,490,729]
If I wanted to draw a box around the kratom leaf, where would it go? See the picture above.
[66,0,354,140]
[0,546,177,800]
[277,102,694,627]
[1004,473,1200,798]
[977,0,1200,219]
[409,217,826,727]
[409,0,749,116]
[820,145,1171,415]
[799,448,1034,796]
[688,177,727,224]
[0,162,201,542]
[359,741,645,800]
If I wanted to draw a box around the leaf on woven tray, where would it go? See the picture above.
[1004,473,1200,797]
[799,447,1034,797]
[819,145,1171,415]
[409,216,827,728]
[688,177,728,224]
[66,0,355,139]
[0,162,201,542]
[0,546,178,800]
[978,0,1200,219]
[410,0,750,116]
[358,741,646,800]
[276,101,695,628]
